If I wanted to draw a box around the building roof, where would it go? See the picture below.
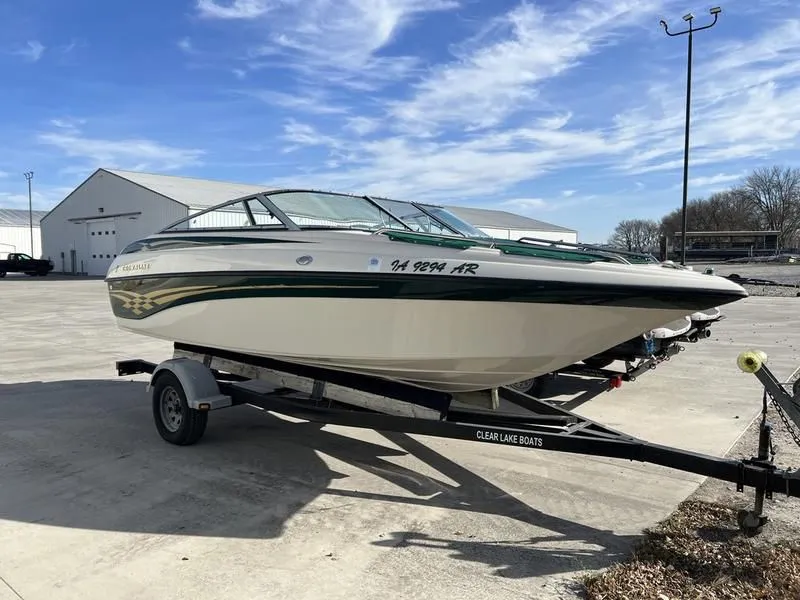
[443,205,576,233]
[56,168,575,234]
[105,169,270,209]
[0,208,48,227]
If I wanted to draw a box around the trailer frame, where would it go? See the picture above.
[116,343,800,536]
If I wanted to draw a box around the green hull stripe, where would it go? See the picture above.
[106,271,745,320]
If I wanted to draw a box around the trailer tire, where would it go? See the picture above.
[151,371,208,446]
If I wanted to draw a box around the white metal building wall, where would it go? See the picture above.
[477,226,578,243]
[187,206,374,229]
[187,207,268,228]
[0,225,42,258]
[41,171,187,276]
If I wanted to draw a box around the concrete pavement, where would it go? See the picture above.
[1,276,797,599]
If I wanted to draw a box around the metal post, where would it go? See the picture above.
[681,26,692,266]
[660,7,722,266]
[23,171,34,256]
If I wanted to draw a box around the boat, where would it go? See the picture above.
[369,197,728,365]
[104,189,748,393]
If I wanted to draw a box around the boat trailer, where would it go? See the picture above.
[116,343,800,536]
[509,313,723,404]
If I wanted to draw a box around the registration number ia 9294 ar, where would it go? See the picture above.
[389,259,480,275]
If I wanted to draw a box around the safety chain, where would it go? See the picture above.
[766,386,800,449]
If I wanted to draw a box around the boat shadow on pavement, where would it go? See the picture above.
[0,377,642,580]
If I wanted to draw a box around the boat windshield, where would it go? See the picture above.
[266,191,410,232]
[370,197,493,239]
[371,198,463,236]
[416,203,492,239]
[160,190,412,233]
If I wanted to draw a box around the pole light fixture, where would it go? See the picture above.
[659,7,722,265]
[23,171,34,257]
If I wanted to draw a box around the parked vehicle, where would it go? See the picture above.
[0,252,54,277]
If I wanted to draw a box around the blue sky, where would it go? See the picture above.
[1,0,799,242]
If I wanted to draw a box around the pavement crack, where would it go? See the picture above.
[0,573,24,600]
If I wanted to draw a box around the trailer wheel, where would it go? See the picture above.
[508,378,537,395]
[151,371,208,445]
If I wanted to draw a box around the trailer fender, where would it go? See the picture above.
[148,357,232,411]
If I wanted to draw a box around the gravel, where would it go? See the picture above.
[741,284,800,298]
[695,263,800,298]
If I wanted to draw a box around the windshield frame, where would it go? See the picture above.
[414,202,492,239]
[368,196,467,237]
[158,189,415,234]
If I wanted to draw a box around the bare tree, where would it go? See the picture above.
[659,198,713,236]
[659,189,762,236]
[740,165,800,246]
[609,219,660,253]
[645,164,800,254]
[704,189,762,231]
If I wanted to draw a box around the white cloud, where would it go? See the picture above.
[50,117,86,131]
[280,120,342,149]
[13,40,45,62]
[344,116,381,137]
[37,123,205,172]
[615,18,800,175]
[0,186,74,211]
[216,0,683,203]
[60,40,78,55]
[197,0,459,88]
[688,172,746,188]
[177,37,194,53]
[172,1,800,219]
[499,198,549,213]
[196,0,276,20]
[267,123,614,200]
[387,1,663,134]
[241,89,347,114]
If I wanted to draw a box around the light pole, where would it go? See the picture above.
[23,171,34,256]
[660,6,721,265]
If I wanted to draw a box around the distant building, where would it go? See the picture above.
[443,205,578,244]
[0,208,47,258]
[40,168,578,275]
[664,230,780,262]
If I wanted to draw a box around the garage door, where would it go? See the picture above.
[87,221,117,276]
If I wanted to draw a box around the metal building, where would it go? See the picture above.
[41,168,578,276]
[444,205,578,243]
[40,169,268,276]
[0,208,47,258]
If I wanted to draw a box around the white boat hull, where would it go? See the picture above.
[114,296,698,392]
[106,228,748,393]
